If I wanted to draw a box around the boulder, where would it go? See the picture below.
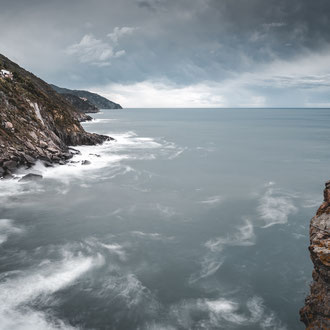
[39,140,48,148]
[43,161,54,168]
[24,154,36,165]
[81,160,91,165]
[19,173,43,182]
[25,141,36,150]
[3,160,17,171]
[4,121,13,130]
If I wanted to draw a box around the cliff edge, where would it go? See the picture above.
[300,182,330,329]
[0,54,110,177]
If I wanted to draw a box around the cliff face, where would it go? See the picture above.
[0,54,109,177]
[300,182,330,329]
[50,84,122,110]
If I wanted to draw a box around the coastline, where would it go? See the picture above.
[300,181,330,328]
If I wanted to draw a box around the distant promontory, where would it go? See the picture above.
[50,84,122,111]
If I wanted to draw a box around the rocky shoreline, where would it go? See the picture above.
[0,53,113,179]
[300,182,330,329]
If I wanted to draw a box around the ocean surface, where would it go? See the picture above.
[1,108,329,330]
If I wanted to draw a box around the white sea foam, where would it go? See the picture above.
[258,184,297,227]
[83,118,116,124]
[205,218,255,252]
[199,195,224,206]
[166,296,286,329]
[204,296,286,329]
[0,251,104,330]
[0,219,24,245]
[99,273,156,309]
[189,257,224,283]
[0,130,184,202]
[131,231,174,241]
[302,197,322,208]
[190,219,255,283]
[155,203,177,218]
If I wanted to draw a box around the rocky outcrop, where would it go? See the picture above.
[50,84,122,110]
[0,53,112,177]
[300,181,330,329]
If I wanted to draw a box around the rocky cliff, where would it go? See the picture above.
[300,182,330,329]
[0,54,110,177]
[50,84,122,110]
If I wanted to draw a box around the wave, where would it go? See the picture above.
[205,218,255,252]
[190,218,255,283]
[151,295,286,329]
[199,195,224,206]
[0,130,185,203]
[83,118,117,124]
[0,219,24,245]
[131,231,174,241]
[257,184,297,227]
[0,251,104,330]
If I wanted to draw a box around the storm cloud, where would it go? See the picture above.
[1,0,330,107]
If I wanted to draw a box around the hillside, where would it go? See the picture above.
[0,54,110,177]
[60,93,99,113]
[50,84,122,110]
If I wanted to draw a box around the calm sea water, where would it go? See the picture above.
[1,108,330,329]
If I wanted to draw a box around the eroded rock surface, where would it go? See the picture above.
[0,53,112,177]
[300,181,330,329]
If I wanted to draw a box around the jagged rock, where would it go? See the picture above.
[24,154,36,165]
[3,160,17,171]
[62,152,73,160]
[300,182,330,329]
[39,140,48,148]
[19,173,43,182]
[81,160,91,165]
[43,161,54,167]
[4,121,13,130]
[29,131,38,141]
[69,147,81,155]
[47,147,58,154]
[25,141,36,150]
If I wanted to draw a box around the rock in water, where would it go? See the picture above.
[81,160,91,165]
[19,173,43,182]
[300,181,330,329]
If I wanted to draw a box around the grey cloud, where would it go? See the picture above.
[0,0,330,106]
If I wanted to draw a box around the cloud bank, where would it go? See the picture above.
[1,0,330,107]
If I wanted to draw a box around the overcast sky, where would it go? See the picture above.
[1,0,330,107]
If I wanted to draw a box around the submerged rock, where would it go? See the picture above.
[300,181,330,329]
[43,161,54,168]
[19,173,43,182]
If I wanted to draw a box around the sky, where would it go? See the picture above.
[1,0,330,107]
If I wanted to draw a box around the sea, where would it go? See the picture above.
[1,108,329,330]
